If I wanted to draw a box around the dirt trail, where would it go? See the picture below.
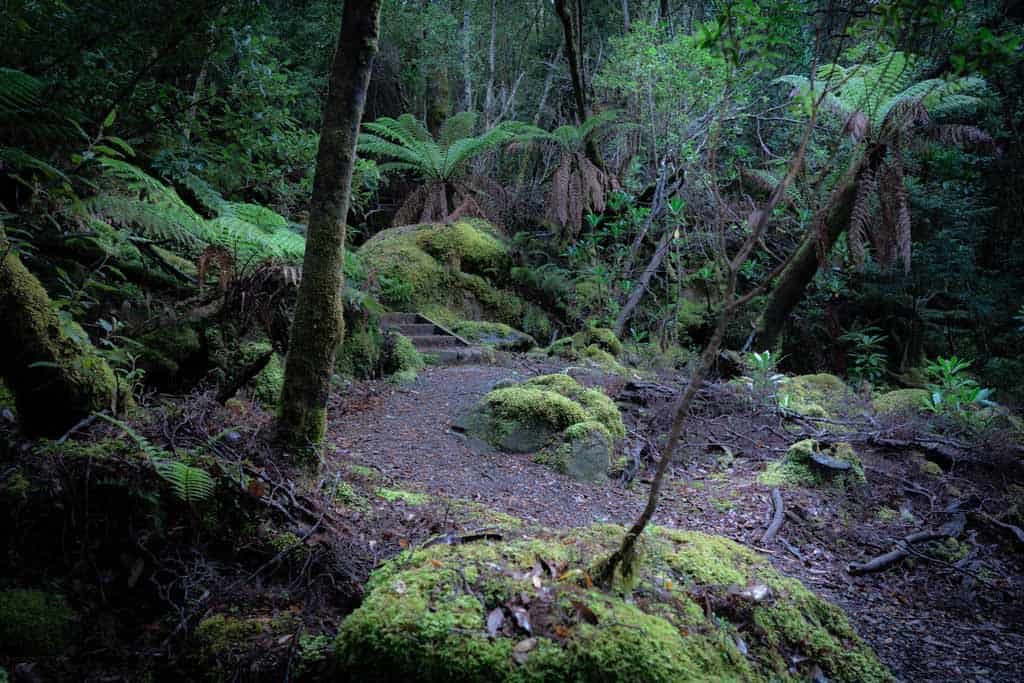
[327,364,646,527]
[324,362,1024,683]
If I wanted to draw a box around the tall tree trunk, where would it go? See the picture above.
[554,0,604,169]
[0,241,120,436]
[484,0,497,126]
[554,0,588,125]
[753,177,858,350]
[278,0,381,453]
[622,0,630,32]
[461,6,473,110]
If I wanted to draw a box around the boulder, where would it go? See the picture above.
[332,524,893,682]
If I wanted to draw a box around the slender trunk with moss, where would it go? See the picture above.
[754,176,858,350]
[278,0,381,453]
[554,0,603,169]
[0,242,120,436]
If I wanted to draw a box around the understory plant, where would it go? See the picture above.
[839,326,888,387]
[740,350,785,408]
[920,355,995,417]
[357,112,523,226]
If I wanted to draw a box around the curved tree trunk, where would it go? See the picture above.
[0,243,119,436]
[753,178,858,350]
[278,0,382,454]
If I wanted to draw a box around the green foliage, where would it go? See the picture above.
[97,415,217,505]
[358,113,525,225]
[740,350,785,407]
[920,356,995,417]
[0,589,76,656]
[839,327,888,387]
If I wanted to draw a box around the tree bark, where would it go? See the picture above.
[278,0,382,454]
[554,0,588,125]
[461,6,473,110]
[753,176,858,350]
[0,242,120,436]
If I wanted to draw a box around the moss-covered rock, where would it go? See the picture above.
[456,375,624,481]
[873,388,930,416]
[0,589,76,656]
[335,296,386,378]
[359,220,544,338]
[382,333,424,384]
[779,374,854,418]
[573,327,624,357]
[135,322,205,390]
[331,524,892,683]
[452,321,536,351]
[759,440,866,489]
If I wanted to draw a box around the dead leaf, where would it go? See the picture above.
[430,558,443,568]
[572,601,598,625]
[398,538,410,549]
[393,580,406,595]
[486,608,504,638]
[512,637,537,664]
[532,575,543,589]
[554,625,570,638]
[583,574,593,589]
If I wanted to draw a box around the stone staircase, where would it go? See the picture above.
[380,313,486,365]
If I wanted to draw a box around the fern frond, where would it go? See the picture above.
[438,111,479,148]
[152,459,217,504]
[848,165,877,269]
[95,414,217,504]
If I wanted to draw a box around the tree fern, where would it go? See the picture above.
[778,53,995,272]
[358,112,524,225]
[96,414,217,505]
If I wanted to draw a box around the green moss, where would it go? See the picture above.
[873,388,930,416]
[417,220,510,276]
[332,525,891,683]
[0,248,119,435]
[919,460,943,476]
[136,323,203,388]
[577,389,626,440]
[573,327,624,357]
[0,589,76,656]
[452,321,536,351]
[547,337,577,359]
[758,440,866,488]
[677,298,709,332]
[0,469,30,505]
[336,301,385,378]
[345,463,382,481]
[384,333,425,384]
[779,374,853,418]
[485,387,590,431]
[377,488,432,505]
[875,506,898,521]
[360,236,447,308]
[251,349,284,408]
[268,531,309,559]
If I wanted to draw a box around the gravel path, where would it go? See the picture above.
[326,363,645,527]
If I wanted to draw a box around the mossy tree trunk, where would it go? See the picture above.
[278,0,382,454]
[753,175,858,351]
[0,242,119,436]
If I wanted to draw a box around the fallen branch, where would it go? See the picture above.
[848,514,965,576]
[216,349,274,404]
[971,511,1024,548]
[760,488,784,544]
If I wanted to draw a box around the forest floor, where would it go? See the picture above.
[325,358,1024,683]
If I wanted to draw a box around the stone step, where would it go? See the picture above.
[419,347,487,364]
[408,334,466,348]
[380,312,420,325]
[389,323,438,336]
